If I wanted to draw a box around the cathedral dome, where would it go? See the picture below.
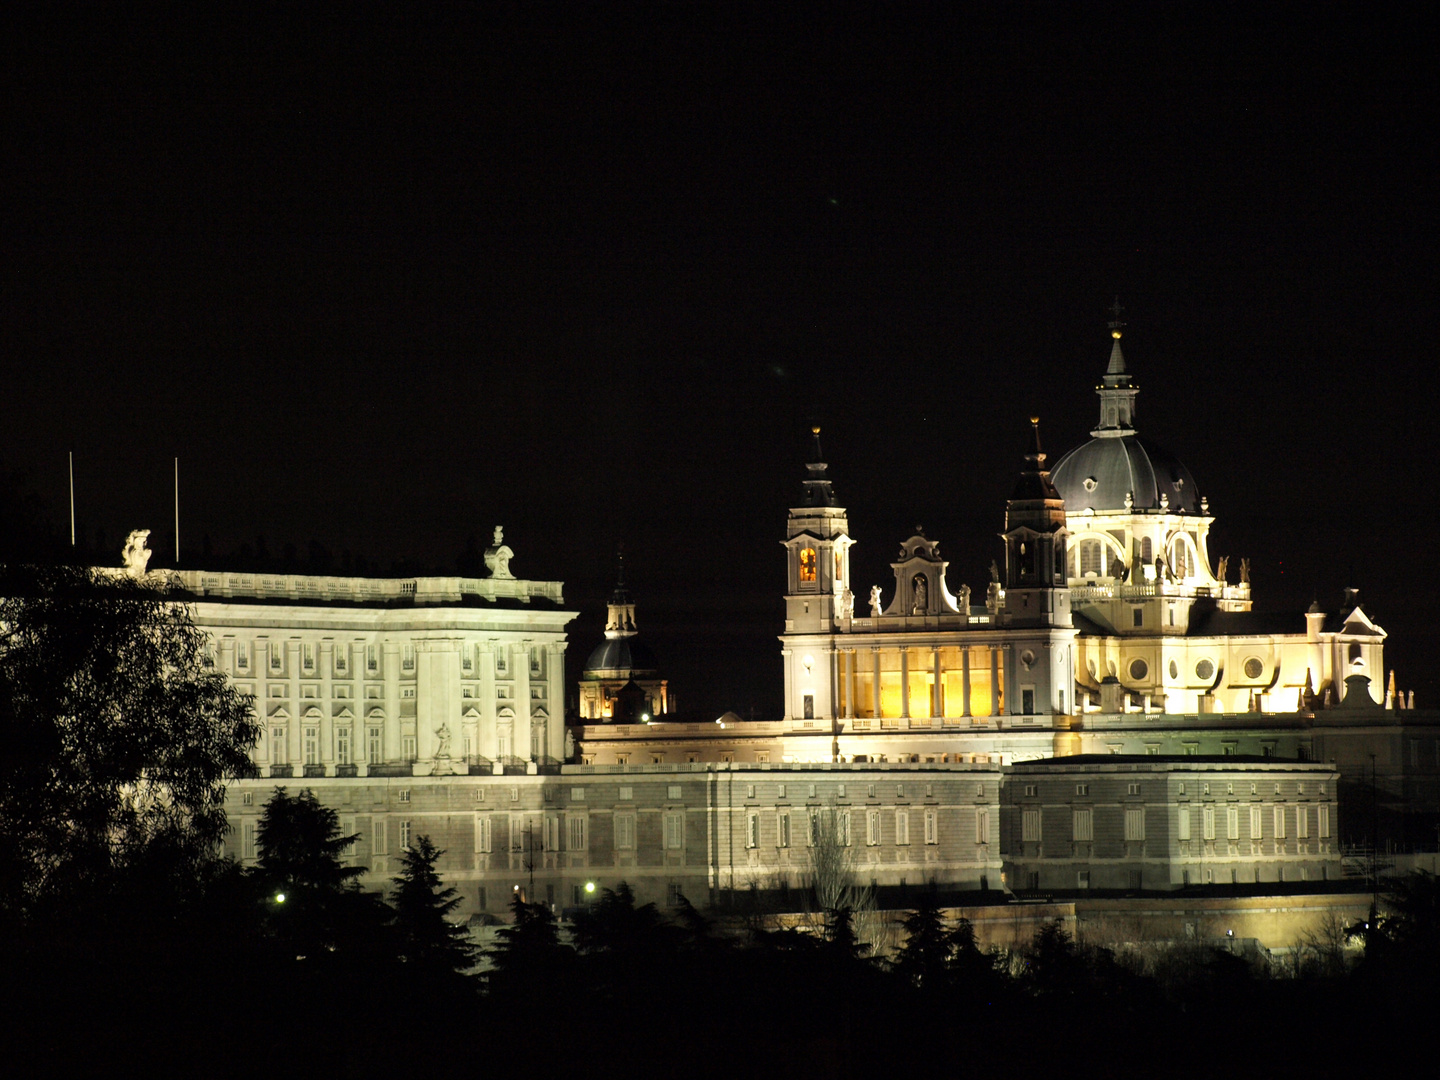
[1051,434,1201,514]
[583,636,659,676]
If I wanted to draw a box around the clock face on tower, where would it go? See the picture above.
[799,548,816,583]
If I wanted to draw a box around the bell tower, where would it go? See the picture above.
[1001,418,1071,629]
[783,427,853,634]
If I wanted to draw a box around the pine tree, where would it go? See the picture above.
[391,835,474,974]
[893,894,953,990]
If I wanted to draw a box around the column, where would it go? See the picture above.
[990,647,1001,717]
[479,641,497,760]
[287,640,302,777]
[547,642,566,761]
[352,642,369,776]
[845,649,856,719]
[962,647,972,717]
[513,641,532,762]
[932,647,942,718]
[900,649,910,719]
[384,641,401,763]
[872,648,882,718]
[828,648,839,721]
[320,639,335,776]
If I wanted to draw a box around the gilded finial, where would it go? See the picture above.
[812,425,821,435]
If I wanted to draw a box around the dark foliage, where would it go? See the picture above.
[0,563,259,921]
[391,834,476,975]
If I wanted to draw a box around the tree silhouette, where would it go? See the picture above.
[0,564,259,920]
[391,835,475,974]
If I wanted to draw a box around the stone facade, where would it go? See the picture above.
[171,564,576,775]
[222,762,1004,912]
[1002,756,1342,891]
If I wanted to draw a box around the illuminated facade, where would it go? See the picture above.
[168,532,576,774]
[577,564,670,721]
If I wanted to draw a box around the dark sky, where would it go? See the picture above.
[4,4,1437,716]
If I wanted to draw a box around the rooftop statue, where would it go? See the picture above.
[122,530,152,578]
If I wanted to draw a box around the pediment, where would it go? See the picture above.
[366,706,386,719]
[334,707,355,720]
[462,706,481,719]
[268,706,291,721]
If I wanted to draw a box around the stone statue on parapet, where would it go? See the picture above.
[1217,556,1228,582]
[958,583,971,613]
[122,530,152,578]
[868,585,882,618]
[1239,558,1250,584]
[989,559,1000,583]
[484,526,515,579]
[840,587,854,619]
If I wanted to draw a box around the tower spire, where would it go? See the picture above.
[1092,298,1139,438]
[800,425,837,507]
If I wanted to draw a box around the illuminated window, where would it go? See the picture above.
[799,548,817,583]
[1080,540,1102,577]
[834,550,843,583]
[1141,537,1153,562]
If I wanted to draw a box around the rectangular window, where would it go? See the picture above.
[242,822,257,860]
[242,791,253,806]
[866,809,881,846]
[335,728,351,766]
[924,809,938,845]
[975,809,989,846]
[571,787,586,802]
[803,694,814,719]
[373,819,388,855]
[1203,805,1216,840]
[1132,608,1143,627]
[1024,784,1038,797]
[567,815,587,852]
[664,811,683,850]
[615,813,636,850]
[509,814,524,851]
[1072,808,1093,842]
[271,727,287,765]
[403,736,417,761]
[270,643,283,670]
[397,789,410,804]
[1127,782,1141,796]
[236,642,250,670]
[1227,806,1239,840]
[543,814,559,851]
[1076,783,1089,796]
[1022,809,1042,842]
[302,643,315,671]
[1319,804,1331,838]
[667,785,682,800]
[402,645,415,671]
[1021,688,1035,715]
[1125,807,1146,841]
[895,809,910,846]
[618,786,633,801]
[1178,807,1191,841]
[367,727,382,762]
[399,820,411,849]
[336,648,347,674]
[836,810,850,847]
[1296,806,1309,839]
[745,811,759,849]
[367,645,378,672]
[1274,806,1287,840]
[303,727,319,766]
[474,815,492,853]
[1250,805,1263,839]
[777,811,791,848]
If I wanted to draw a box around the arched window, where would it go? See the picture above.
[799,548,816,583]
[1080,540,1102,577]
[1140,537,1153,563]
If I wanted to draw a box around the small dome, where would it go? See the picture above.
[1051,435,1200,513]
[583,637,659,676]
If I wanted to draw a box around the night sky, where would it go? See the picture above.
[4,5,1436,717]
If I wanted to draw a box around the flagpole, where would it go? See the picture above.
[174,457,180,565]
[69,452,76,547]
